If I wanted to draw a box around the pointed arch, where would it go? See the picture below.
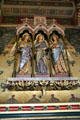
[16,23,33,35]
[49,23,65,37]
[34,24,48,35]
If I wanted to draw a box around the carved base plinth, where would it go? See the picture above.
[6,77,79,91]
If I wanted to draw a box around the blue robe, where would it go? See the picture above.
[35,41,48,74]
[19,45,32,71]
[52,42,64,63]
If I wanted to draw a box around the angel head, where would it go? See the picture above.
[36,33,44,43]
[22,33,31,42]
[52,33,59,43]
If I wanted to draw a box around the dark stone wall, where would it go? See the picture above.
[0,27,16,52]
[65,28,80,53]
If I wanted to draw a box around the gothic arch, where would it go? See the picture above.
[49,23,65,37]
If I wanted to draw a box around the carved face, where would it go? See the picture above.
[38,34,43,42]
[52,34,58,43]
[24,35,29,42]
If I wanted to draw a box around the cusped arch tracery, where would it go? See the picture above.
[49,23,65,37]
[16,23,33,35]
[34,24,48,35]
